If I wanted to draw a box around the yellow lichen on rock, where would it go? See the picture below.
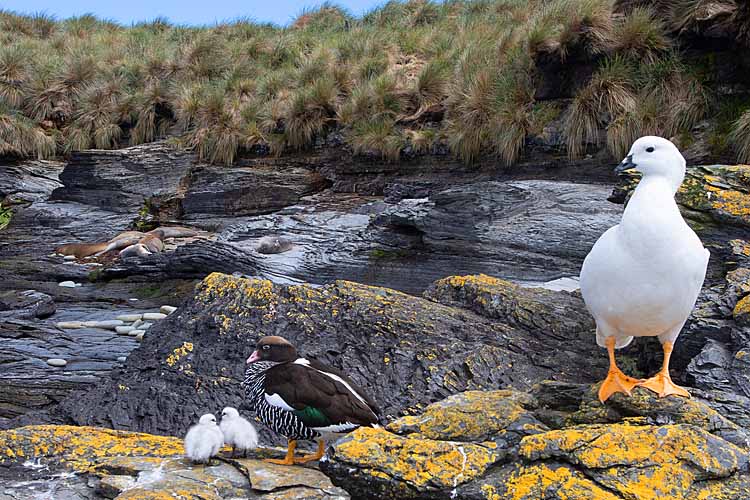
[502,463,620,500]
[733,295,750,322]
[387,390,541,441]
[165,342,193,367]
[0,425,183,472]
[709,188,750,219]
[519,423,748,500]
[331,426,501,490]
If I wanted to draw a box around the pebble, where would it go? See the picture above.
[58,281,78,288]
[140,322,153,330]
[132,319,143,329]
[117,356,127,362]
[56,321,83,329]
[128,298,139,302]
[135,333,144,341]
[63,255,76,261]
[88,320,124,330]
[128,329,145,337]
[160,305,177,315]
[115,326,134,335]
[116,314,143,322]
[47,358,67,367]
[143,313,167,321]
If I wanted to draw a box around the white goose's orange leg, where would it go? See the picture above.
[637,342,690,398]
[295,440,325,463]
[598,337,643,403]
[265,439,296,465]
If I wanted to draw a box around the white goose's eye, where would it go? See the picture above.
[646,147,655,153]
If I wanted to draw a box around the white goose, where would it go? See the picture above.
[580,136,709,402]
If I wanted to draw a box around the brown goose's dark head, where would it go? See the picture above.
[246,336,298,364]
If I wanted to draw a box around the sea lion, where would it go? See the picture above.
[119,243,152,258]
[55,242,109,259]
[150,226,198,239]
[110,231,146,242]
[256,236,293,254]
[96,234,146,256]
[139,230,165,253]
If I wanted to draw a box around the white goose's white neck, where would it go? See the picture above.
[619,175,687,253]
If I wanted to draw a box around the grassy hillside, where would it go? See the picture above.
[0,0,749,166]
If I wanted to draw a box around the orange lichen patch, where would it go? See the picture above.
[387,390,542,441]
[0,425,184,472]
[166,342,193,367]
[733,295,750,319]
[710,189,750,219]
[519,424,748,500]
[331,427,501,490]
[196,273,277,309]
[729,240,750,258]
[501,463,620,500]
[437,274,511,289]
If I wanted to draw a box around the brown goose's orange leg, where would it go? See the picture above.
[637,342,690,398]
[296,440,325,463]
[265,439,296,465]
[598,337,643,402]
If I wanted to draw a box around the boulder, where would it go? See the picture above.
[48,272,608,437]
[322,386,750,500]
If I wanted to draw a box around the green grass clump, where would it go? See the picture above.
[0,203,11,231]
[0,1,743,166]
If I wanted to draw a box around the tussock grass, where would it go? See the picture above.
[0,1,741,165]
[730,110,750,162]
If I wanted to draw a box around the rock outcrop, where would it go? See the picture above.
[322,384,750,500]
[45,273,605,438]
[0,425,347,499]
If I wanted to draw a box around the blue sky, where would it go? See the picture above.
[0,1,388,27]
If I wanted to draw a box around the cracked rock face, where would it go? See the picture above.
[321,385,750,500]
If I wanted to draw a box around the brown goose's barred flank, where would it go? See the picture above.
[241,336,379,466]
[242,360,319,442]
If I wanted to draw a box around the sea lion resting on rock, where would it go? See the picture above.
[56,226,197,259]
[119,243,152,258]
[257,236,293,254]
[139,230,165,253]
[95,233,146,256]
[57,232,146,259]
[151,226,198,239]
[55,242,109,259]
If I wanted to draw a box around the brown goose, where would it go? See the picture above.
[241,336,379,465]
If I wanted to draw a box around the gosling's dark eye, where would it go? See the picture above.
[646,147,655,153]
